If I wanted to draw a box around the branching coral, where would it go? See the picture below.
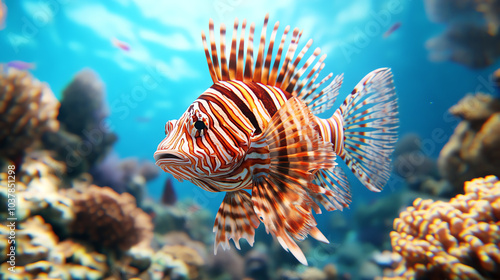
[0,216,106,279]
[383,176,500,280]
[438,93,500,190]
[16,215,59,266]
[64,185,153,251]
[0,68,59,159]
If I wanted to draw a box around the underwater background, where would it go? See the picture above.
[1,0,500,279]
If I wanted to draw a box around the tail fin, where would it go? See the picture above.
[338,68,399,192]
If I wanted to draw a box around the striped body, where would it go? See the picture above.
[156,80,345,193]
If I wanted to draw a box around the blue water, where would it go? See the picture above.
[1,0,498,229]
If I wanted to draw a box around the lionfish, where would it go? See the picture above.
[154,14,398,265]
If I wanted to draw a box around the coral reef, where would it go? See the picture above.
[0,152,74,236]
[0,68,59,160]
[0,216,108,279]
[64,185,153,251]
[0,68,225,280]
[42,69,117,177]
[382,176,500,280]
[424,0,500,68]
[438,93,500,189]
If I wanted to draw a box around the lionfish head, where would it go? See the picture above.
[154,98,250,182]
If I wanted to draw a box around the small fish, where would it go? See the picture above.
[383,22,401,38]
[0,0,6,30]
[154,14,399,265]
[161,177,177,206]
[5,61,36,70]
[112,37,130,52]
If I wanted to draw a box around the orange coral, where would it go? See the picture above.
[383,176,500,280]
[64,185,153,251]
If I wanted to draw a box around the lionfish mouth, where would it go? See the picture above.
[154,151,190,166]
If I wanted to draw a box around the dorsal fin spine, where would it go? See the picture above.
[269,25,290,86]
[286,39,314,93]
[209,19,221,81]
[244,23,255,82]
[291,47,321,95]
[262,21,280,85]
[310,73,334,103]
[300,58,326,98]
[201,30,218,83]
[276,28,300,88]
[301,63,327,100]
[236,19,246,81]
[254,14,269,83]
[203,15,339,114]
[229,18,239,80]
[220,24,230,80]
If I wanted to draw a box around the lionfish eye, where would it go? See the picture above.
[194,120,207,131]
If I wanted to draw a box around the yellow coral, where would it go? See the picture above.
[383,176,500,280]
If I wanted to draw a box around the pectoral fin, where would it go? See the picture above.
[250,97,337,265]
[213,190,260,254]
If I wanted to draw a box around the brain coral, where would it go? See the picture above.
[0,68,59,159]
[64,185,153,251]
[383,175,500,280]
